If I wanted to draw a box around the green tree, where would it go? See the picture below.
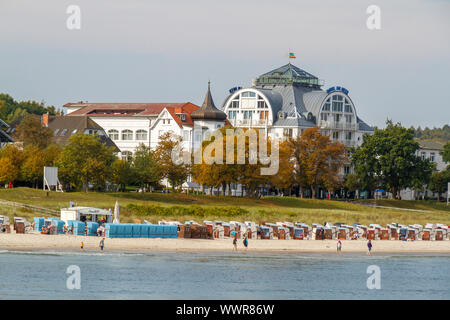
[441,142,450,164]
[15,114,53,148]
[132,144,161,193]
[155,132,189,191]
[343,173,360,199]
[57,133,116,192]
[351,121,434,199]
[111,159,135,192]
[428,169,450,201]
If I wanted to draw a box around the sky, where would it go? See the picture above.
[0,0,449,128]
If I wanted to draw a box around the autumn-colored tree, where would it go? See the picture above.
[20,144,61,188]
[269,140,295,194]
[57,133,116,192]
[0,144,24,187]
[193,127,276,197]
[0,157,20,185]
[15,114,53,148]
[155,132,189,190]
[21,146,46,188]
[287,127,347,199]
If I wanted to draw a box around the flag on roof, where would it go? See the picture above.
[289,52,296,59]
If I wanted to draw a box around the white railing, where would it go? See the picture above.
[319,121,358,130]
[229,119,270,127]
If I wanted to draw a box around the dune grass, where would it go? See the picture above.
[0,188,448,226]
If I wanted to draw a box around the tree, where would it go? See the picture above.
[15,114,53,148]
[441,142,450,164]
[132,144,161,193]
[351,121,434,199]
[287,127,347,199]
[344,173,360,199]
[20,144,61,188]
[269,139,296,195]
[111,159,135,192]
[21,146,46,188]
[57,133,116,192]
[428,169,450,201]
[0,157,20,185]
[155,132,189,191]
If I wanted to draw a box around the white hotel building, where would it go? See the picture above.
[222,63,374,147]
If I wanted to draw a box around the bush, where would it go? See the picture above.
[126,204,249,218]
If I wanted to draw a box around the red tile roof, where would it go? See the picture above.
[65,102,201,128]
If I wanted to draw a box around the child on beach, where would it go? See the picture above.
[80,241,84,250]
[99,238,105,251]
[337,240,342,254]
[367,240,372,256]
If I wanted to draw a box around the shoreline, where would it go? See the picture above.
[2,234,450,254]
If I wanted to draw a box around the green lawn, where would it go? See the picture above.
[0,188,449,226]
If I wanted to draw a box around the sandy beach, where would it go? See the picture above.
[1,233,450,253]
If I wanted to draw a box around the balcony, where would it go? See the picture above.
[319,121,358,131]
[229,119,270,127]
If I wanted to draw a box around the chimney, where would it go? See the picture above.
[42,112,49,126]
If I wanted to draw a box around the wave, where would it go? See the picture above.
[0,250,145,257]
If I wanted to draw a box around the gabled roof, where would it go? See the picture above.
[65,102,191,117]
[418,140,445,151]
[48,116,119,151]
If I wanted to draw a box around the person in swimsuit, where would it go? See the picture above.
[367,240,372,256]
[243,235,248,251]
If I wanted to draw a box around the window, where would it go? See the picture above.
[430,152,435,162]
[241,91,256,98]
[72,129,78,135]
[334,114,341,122]
[243,111,252,119]
[121,151,132,162]
[321,113,328,121]
[283,128,293,138]
[230,99,239,108]
[344,166,351,174]
[54,129,60,135]
[332,101,343,112]
[421,152,426,160]
[122,129,133,140]
[332,131,339,140]
[345,115,352,123]
[345,132,352,140]
[61,129,67,135]
[108,129,119,140]
[257,101,267,108]
[136,130,148,140]
[345,105,352,113]
[323,98,331,111]
[228,110,237,119]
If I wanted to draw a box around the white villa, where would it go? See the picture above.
[64,83,227,160]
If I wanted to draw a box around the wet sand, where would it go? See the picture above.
[1,233,450,253]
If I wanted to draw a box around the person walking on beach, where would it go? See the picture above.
[80,241,84,250]
[243,234,248,251]
[99,238,105,252]
[367,240,372,256]
[232,234,238,251]
[337,240,342,254]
